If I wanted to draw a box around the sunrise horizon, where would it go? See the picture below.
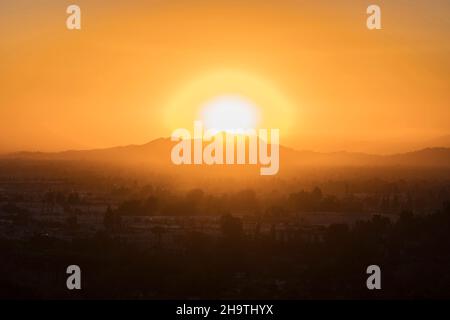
[2,131,450,156]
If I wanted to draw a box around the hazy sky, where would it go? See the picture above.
[1,0,449,153]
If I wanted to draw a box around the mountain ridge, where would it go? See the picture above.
[2,138,450,167]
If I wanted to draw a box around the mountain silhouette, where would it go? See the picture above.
[2,138,450,168]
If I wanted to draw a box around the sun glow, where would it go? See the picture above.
[163,69,296,136]
[200,95,260,133]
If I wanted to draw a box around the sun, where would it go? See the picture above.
[200,95,260,133]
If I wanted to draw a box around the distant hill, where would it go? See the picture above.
[423,135,450,149]
[2,138,450,168]
[282,147,450,167]
[3,138,173,165]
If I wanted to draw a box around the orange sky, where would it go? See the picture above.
[1,0,449,154]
